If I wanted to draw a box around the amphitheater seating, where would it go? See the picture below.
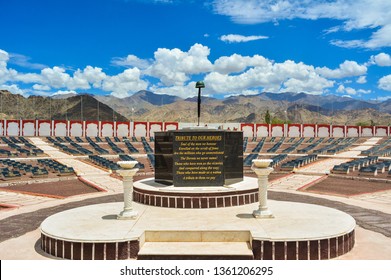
[31,168,49,177]
[267,137,285,153]
[124,140,139,153]
[271,154,287,167]
[359,165,378,176]
[1,169,21,180]
[243,137,248,152]
[243,153,258,167]
[251,139,265,153]
[287,138,295,143]
[331,164,350,174]
[332,156,379,174]
[382,161,391,171]
[89,155,119,171]
[87,137,109,154]
[147,154,155,167]
[0,149,12,156]
[37,159,75,176]
[106,138,125,154]
[141,137,153,153]
[70,142,93,155]
[281,138,304,153]
[297,138,323,153]
[360,139,391,156]
[280,154,318,171]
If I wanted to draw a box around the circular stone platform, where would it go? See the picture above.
[133,177,259,209]
[40,199,356,260]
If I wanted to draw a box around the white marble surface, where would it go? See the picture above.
[40,199,356,243]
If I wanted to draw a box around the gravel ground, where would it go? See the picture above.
[0,178,100,198]
[303,176,391,197]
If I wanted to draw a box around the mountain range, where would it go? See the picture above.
[1,89,391,125]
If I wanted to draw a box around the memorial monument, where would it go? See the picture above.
[154,81,243,187]
[154,129,243,187]
[39,81,356,260]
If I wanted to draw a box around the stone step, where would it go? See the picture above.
[138,241,254,260]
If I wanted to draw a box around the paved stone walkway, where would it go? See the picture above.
[0,191,55,207]
[29,137,123,193]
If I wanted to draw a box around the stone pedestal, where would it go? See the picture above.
[252,159,274,219]
[117,161,139,220]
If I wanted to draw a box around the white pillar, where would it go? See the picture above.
[117,161,139,220]
[252,159,274,219]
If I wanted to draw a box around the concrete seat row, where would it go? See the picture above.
[280,154,318,171]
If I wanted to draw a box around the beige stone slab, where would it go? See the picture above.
[139,242,253,256]
[144,230,251,242]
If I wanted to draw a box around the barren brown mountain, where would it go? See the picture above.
[1,89,391,125]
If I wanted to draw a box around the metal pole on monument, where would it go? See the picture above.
[195,81,205,127]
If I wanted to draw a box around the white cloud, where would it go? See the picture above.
[316,60,367,79]
[204,59,334,95]
[345,87,357,95]
[40,67,71,88]
[212,0,391,49]
[369,53,391,66]
[75,66,107,88]
[336,84,357,95]
[213,54,270,74]
[102,68,148,98]
[337,84,371,95]
[145,43,213,86]
[149,82,198,99]
[0,84,26,96]
[337,85,345,93]
[33,84,51,91]
[219,34,268,43]
[9,53,47,70]
[35,65,107,91]
[356,76,367,84]
[379,74,391,91]
[358,89,371,94]
[0,49,10,84]
[111,55,151,69]
[51,90,77,96]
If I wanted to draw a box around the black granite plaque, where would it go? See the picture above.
[155,129,243,187]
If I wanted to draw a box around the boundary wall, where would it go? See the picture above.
[0,120,389,138]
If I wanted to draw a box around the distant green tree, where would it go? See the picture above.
[370,120,376,126]
[271,117,285,124]
[356,121,369,126]
[265,110,271,124]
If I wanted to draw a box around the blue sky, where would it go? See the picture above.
[0,0,390,100]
